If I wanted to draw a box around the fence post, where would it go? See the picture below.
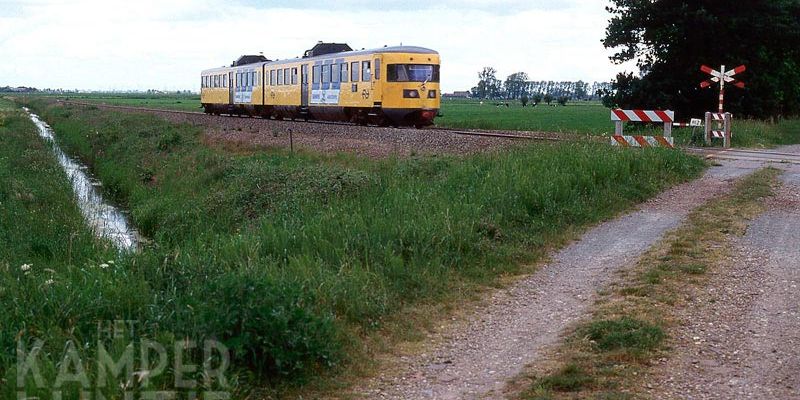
[704,112,712,145]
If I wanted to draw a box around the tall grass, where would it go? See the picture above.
[5,97,705,397]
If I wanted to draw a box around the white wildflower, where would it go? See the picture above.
[107,260,115,265]
[99,263,109,269]
[44,279,55,286]
[20,264,32,272]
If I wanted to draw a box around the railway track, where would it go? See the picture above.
[57,100,579,142]
[685,147,800,165]
[54,101,800,164]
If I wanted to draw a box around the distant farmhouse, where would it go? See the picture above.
[443,91,471,99]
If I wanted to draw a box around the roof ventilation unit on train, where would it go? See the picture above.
[303,42,353,58]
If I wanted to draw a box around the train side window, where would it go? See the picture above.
[313,65,320,84]
[332,64,339,83]
[374,59,381,80]
[252,72,257,87]
[341,63,348,83]
[321,64,330,84]
[351,62,359,81]
[224,74,228,88]
[277,69,283,85]
[291,67,298,85]
[362,61,371,81]
[283,68,289,86]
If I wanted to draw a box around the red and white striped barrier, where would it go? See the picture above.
[612,135,675,149]
[611,109,675,123]
[704,112,733,148]
[611,109,675,149]
[710,131,727,139]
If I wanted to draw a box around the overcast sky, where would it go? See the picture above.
[0,0,634,92]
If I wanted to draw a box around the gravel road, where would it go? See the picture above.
[644,149,800,400]
[352,163,747,400]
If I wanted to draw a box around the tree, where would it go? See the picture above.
[531,93,543,105]
[475,67,502,99]
[520,94,529,107]
[557,96,569,106]
[603,0,800,119]
[504,72,529,99]
[543,93,553,105]
[573,80,589,100]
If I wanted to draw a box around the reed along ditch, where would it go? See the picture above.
[4,98,706,396]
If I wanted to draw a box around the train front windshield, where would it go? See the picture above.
[387,64,440,82]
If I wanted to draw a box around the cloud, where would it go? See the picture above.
[0,0,633,91]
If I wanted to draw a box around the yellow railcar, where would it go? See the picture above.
[200,44,441,127]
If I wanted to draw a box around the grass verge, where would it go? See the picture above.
[6,97,705,397]
[515,167,779,400]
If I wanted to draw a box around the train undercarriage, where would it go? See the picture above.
[201,104,437,128]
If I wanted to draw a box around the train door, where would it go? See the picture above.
[370,57,383,105]
[301,64,309,108]
[228,71,234,104]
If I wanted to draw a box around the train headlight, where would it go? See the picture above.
[403,89,420,98]
[428,90,437,99]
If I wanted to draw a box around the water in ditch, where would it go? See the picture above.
[24,108,140,251]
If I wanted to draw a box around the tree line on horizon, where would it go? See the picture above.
[470,68,612,104]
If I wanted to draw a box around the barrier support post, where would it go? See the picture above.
[663,121,672,138]
[724,112,732,148]
[704,112,712,145]
[615,120,623,136]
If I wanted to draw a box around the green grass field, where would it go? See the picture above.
[56,94,800,148]
[2,97,706,398]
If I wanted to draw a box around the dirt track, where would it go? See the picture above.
[644,148,800,399]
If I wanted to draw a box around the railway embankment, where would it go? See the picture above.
[4,97,704,397]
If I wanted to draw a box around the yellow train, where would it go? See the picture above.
[200,43,441,127]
